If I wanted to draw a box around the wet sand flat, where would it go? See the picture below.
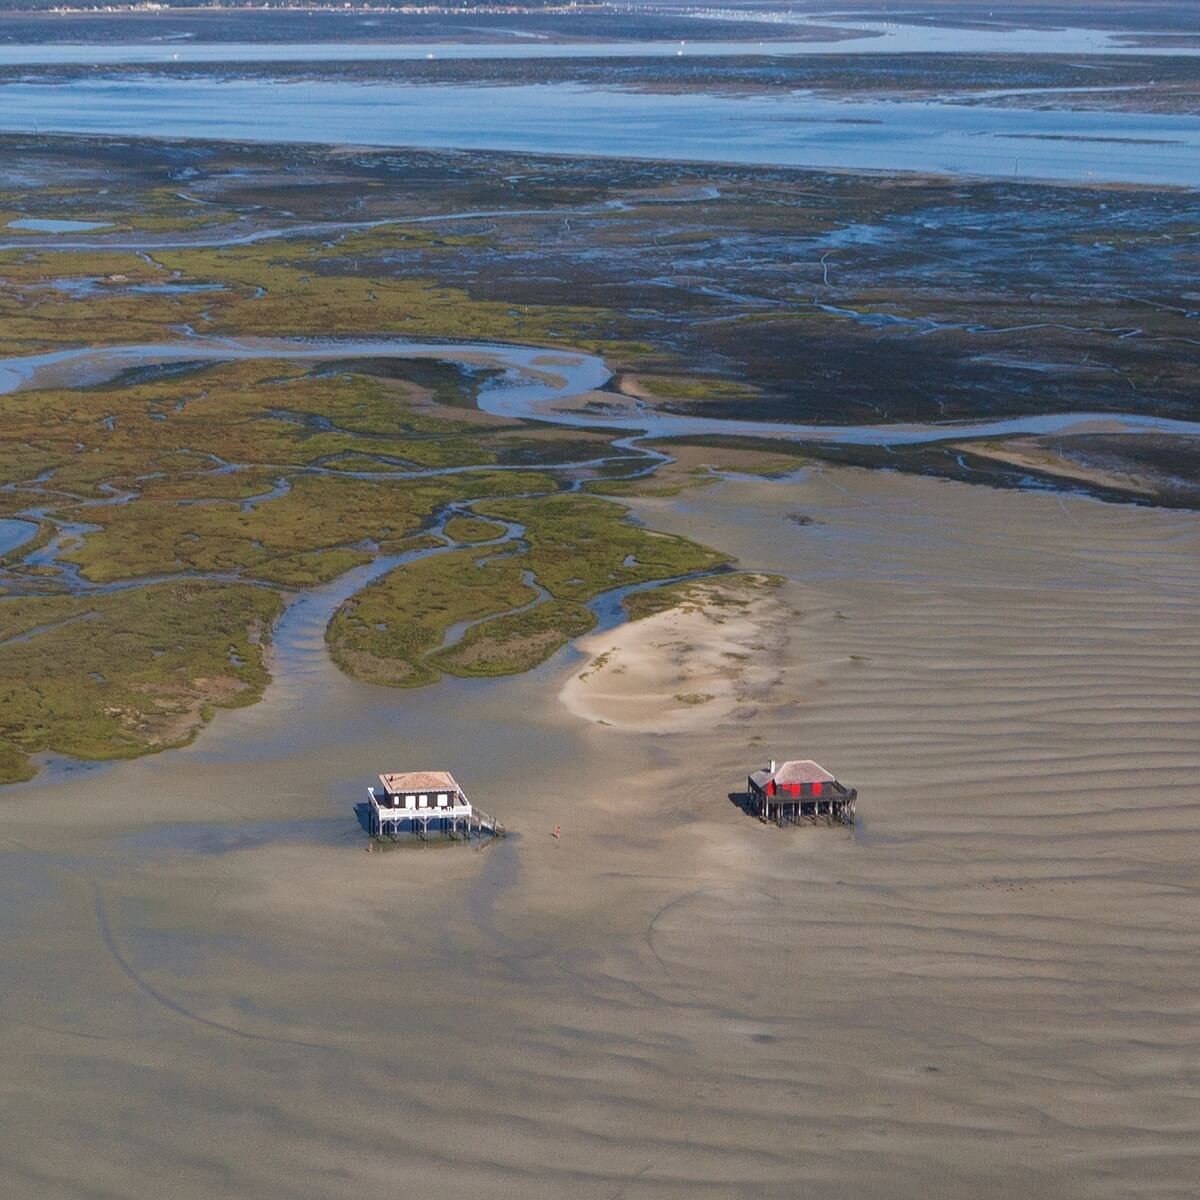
[1,467,1198,1198]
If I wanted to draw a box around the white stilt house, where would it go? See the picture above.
[368,770,472,839]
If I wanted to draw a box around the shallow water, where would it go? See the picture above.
[128,281,227,295]
[0,517,38,557]
[1,20,1196,64]
[5,216,113,232]
[4,78,1200,184]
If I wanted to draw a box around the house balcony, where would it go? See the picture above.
[367,785,472,818]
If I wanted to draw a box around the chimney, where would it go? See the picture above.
[769,759,776,774]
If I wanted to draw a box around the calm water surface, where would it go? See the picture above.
[0,518,38,557]
[3,78,1199,184]
[6,216,113,232]
[2,21,1197,63]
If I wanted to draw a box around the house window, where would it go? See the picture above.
[405,794,415,809]
[437,793,448,808]
[419,794,428,807]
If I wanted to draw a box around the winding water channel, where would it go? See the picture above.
[4,332,1199,662]
[5,335,1200,444]
[0,200,640,254]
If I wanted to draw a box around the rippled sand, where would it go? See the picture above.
[1,466,1197,1199]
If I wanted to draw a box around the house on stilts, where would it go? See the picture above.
[747,759,857,826]
[367,771,504,841]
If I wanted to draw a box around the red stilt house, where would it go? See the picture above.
[747,759,857,826]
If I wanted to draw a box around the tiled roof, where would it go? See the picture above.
[773,760,836,785]
[379,771,460,794]
[750,760,837,787]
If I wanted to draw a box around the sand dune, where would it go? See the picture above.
[560,577,790,734]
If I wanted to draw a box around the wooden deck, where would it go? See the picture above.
[468,807,507,839]
[754,786,857,827]
[369,803,507,844]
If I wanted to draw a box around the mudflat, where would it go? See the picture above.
[2,465,1196,1199]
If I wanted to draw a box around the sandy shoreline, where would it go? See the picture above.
[560,576,790,734]
[1,465,1198,1198]
[957,435,1157,496]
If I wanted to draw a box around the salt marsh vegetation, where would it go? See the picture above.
[2,133,1198,781]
